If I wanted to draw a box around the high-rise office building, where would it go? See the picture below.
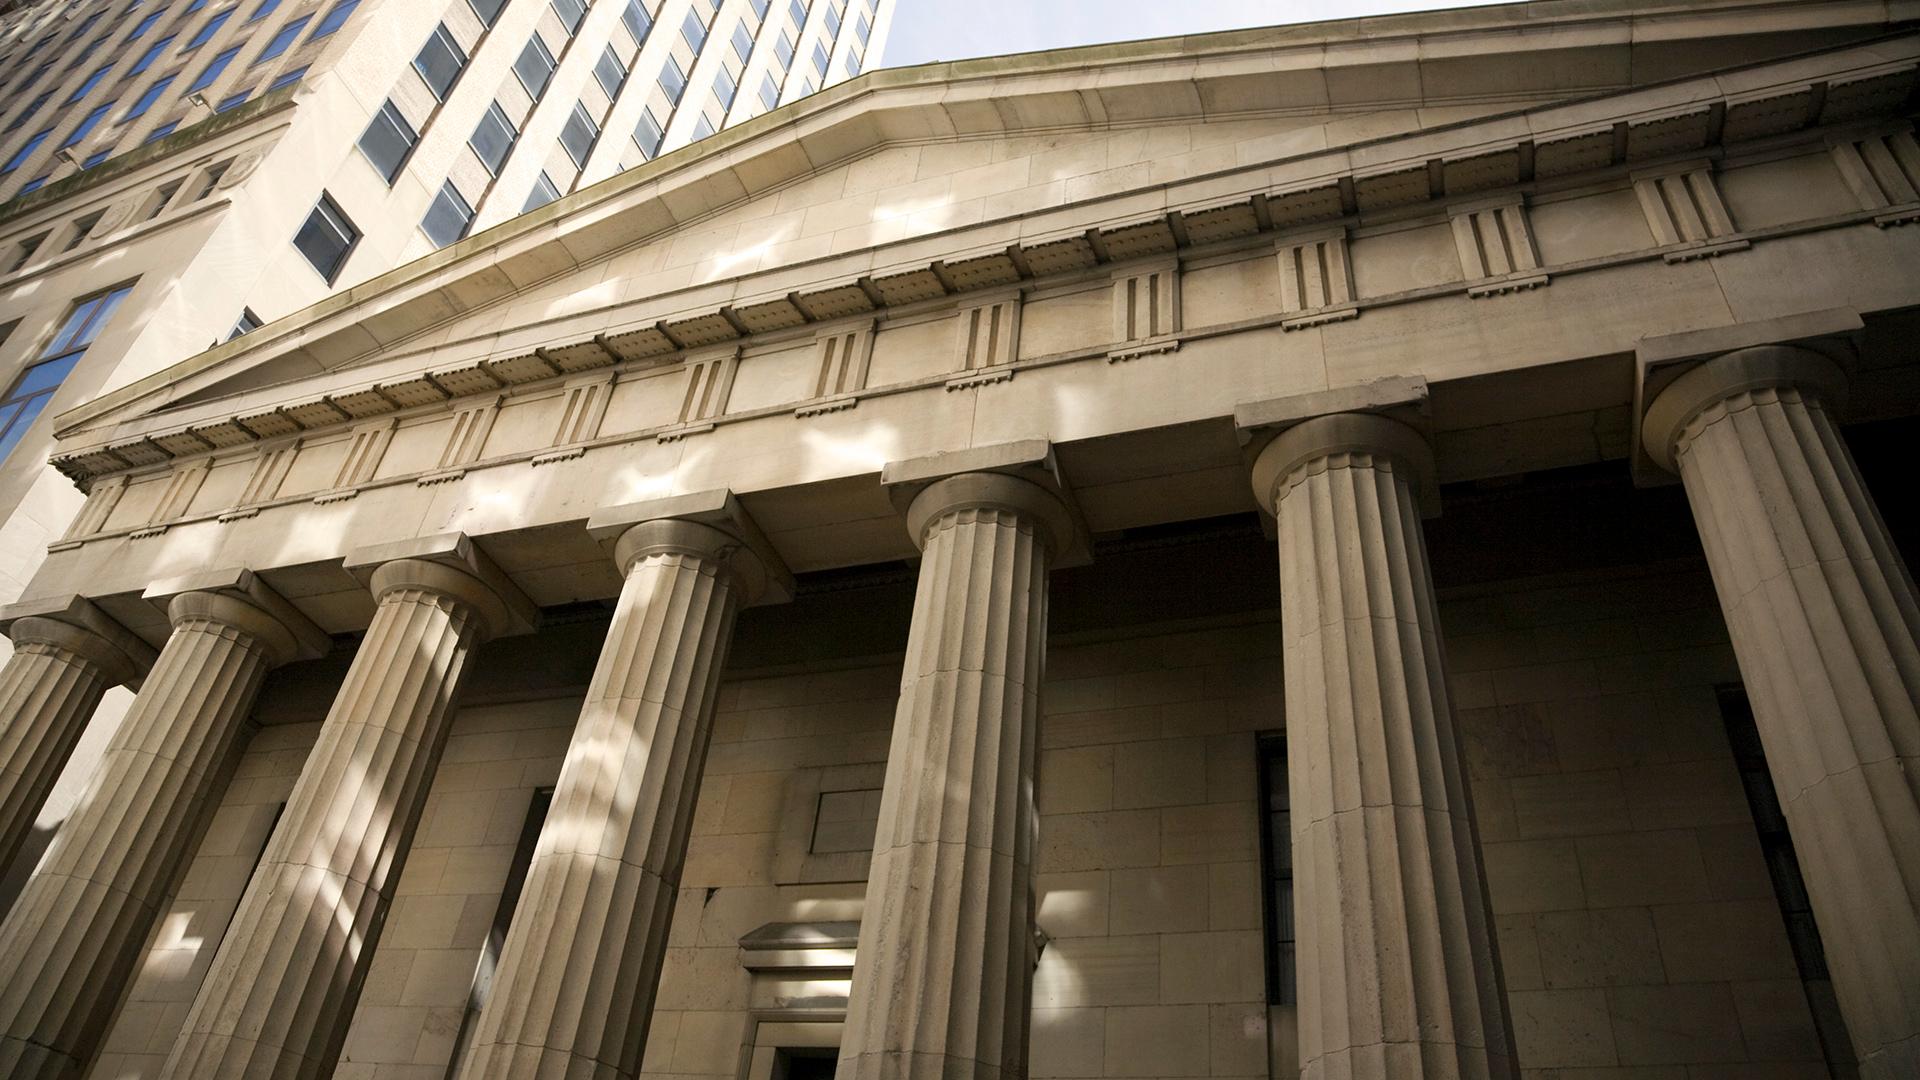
[0,0,892,610]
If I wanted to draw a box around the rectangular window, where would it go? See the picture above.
[758,73,779,111]
[811,41,829,76]
[128,11,164,39]
[796,77,813,97]
[855,11,870,43]
[824,3,840,35]
[185,9,232,50]
[361,97,420,178]
[421,180,474,247]
[247,0,282,23]
[551,0,586,35]
[82,148,112,168]
[187,45,241,93]
[714,66,736,109]
[559,102,598,166]
[621,0,652,45]
[1718,688,1859,1076]
[292,192,357,283]
[0,283,134,464]
[1255,737,1295,1006]
[144,121,178,143]
[215,89,250,112]
[691,112,713,140]
[468,0,508,27]
[130,35,176,75]
[513,35,556,98]
[844,52,859,77]
[680,9,707,51]
[730,23,753,63]
[523,170,559,212]
[310,0,359,39]
[789,0,807,27]
[254,15,311,64]
[658,54,686,102]
[4,130,49,174]
[774,30,793,66]
[125,76,176,121]
[145,180,181,220]
[413,23,467,100]
[59,103,114,150]
[7,233,48,274]
[228,307,260,339]
[193,160,230,200]
[632,106,663,158]
[267,65,307,91]
[7,93,52,134]
[469,101,517,175]
[59,210,97,249]
[65,64,112,104]
[751,0,771,15]
[593,46,627,99]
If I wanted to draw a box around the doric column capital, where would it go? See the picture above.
[1248,410,1435,516]
[902,470,1076,557]
[1641,344,1848,474]
[589,489,794,606]
[0,596,154,687]
[346,531,537,641]
[882,439,1086,563]
[146,569,330,668]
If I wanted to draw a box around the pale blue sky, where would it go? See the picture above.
[881,0,1516,66]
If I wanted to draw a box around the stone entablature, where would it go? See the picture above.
[36,40,1920,563]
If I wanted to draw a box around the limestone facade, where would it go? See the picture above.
[1,1,1919,1078]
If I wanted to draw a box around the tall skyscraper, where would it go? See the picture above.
[0,0,893,604]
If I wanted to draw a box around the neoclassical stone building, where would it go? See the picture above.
[0,1,1916,1078]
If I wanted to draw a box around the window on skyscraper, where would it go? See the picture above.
[292,192,357,283]
[310,0,360,40]
[255,16,312,65]
[560,102,599,167]
[514,35,557,97]
[184,9,233,51]
[681,10,708,51]
[552,0,587,35]
[0,282,135,465]
[357,100,417,182]
[622,1,653,45]
[470,102,518,175]
[594,46,628,99]
[413,23,467,100]
[186,45,241,93]
[421,181,475,248]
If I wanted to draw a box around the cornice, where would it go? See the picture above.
[40,33,1920,488]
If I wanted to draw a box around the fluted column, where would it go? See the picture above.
[1643,346,1920,1079]
[0,600,152,876]
[838,471,1073,1080]
[1251,413,1512,1080]
[0,580,322,1080]
[163,548,530,1080]
[457,508,779,1080]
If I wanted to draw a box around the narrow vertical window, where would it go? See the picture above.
[730,23,753,63]
[550,0,586,35]
[658,55,686,102]
[593,46,627,99]
[469,102,518,176]
[621,0,653,45]
[1718,688,1858,1076]
[680,9,707,50]
[523,170,560,212]
[513,35,557,97]
[559,102,598,167]
[632,107,663,158]
[1255,735,1295,1006]
[758,73,779,111]
[309,0,359,39]
[444,788,553,1078]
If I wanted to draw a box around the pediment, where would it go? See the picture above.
[49,0,1913,459]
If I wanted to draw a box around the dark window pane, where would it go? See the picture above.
[421,181,473,247]
[187,45,241,93]
[468,0,507,26]
[514,36,556,97]
[523,171,560,212]
[681,10,707,50]
[593,46,626,99]
[293,193,357,283]
[731,23,753,63]
[758,73,779,111]
[413,24,466,100]
[470,102,517,175]
[357,100,417,182]
[714,66,736,109]
[658,55,685,102]
[633,108,663,158]
[255,15,311,64]
[559,102,598,166]
[551,0,586,34]
[621,0,653,44]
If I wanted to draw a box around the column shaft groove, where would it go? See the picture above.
[1264,425,1512,1080]
[839,496,1052,1080]
[1670,381,1920,1079]
[161,585,485,1080]
[0,614,274,1080]
[457,541,740,1080]
[0,639,115,875]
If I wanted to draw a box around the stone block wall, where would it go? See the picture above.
[69,554,1836,1080]
[1443,567,1835,1079]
